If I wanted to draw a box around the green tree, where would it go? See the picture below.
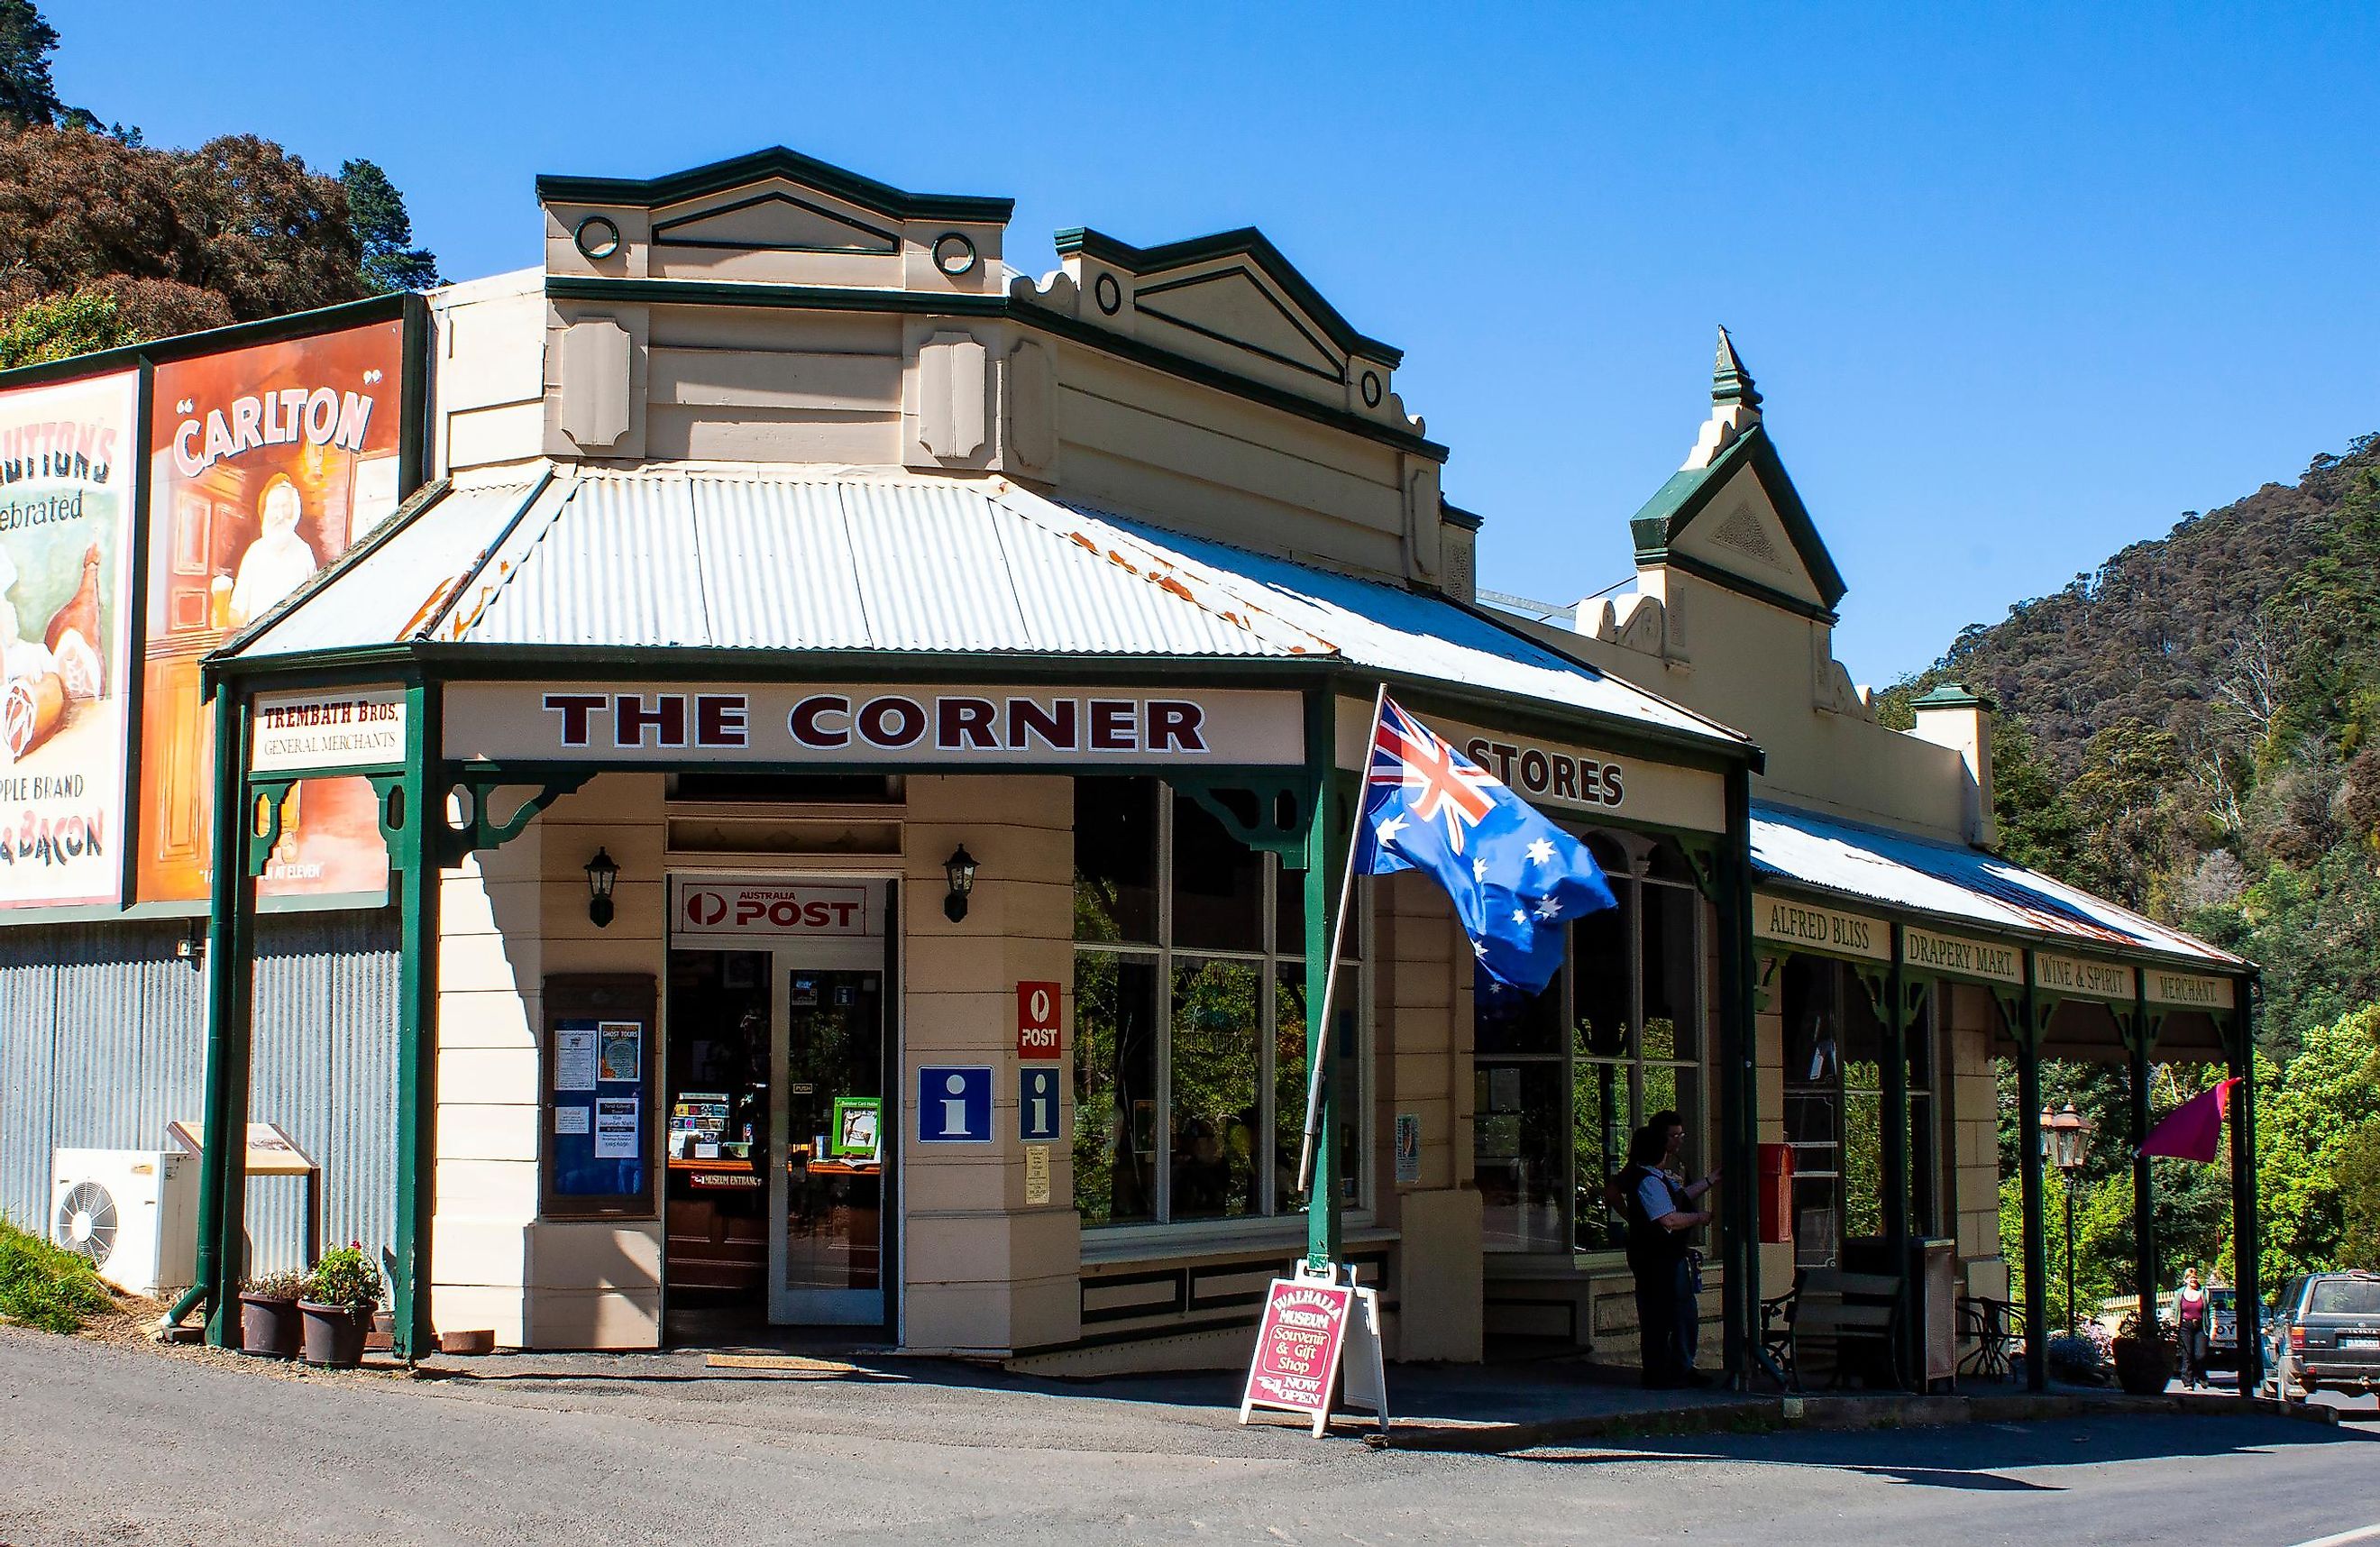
[340,158,443,293]
[0,0,63,128]
[0,283,129,366]
[2256,1007,2380,1285]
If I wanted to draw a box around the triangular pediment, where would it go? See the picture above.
[652,188,899,255]
[1671,465,1824,607]
[1629,424,1847,618]
[1135,265,1344,382]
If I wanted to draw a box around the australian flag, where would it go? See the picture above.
[1355,696,1616,993]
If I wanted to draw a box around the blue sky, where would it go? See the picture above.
[57,3,2380,684]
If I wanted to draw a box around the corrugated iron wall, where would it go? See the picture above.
[0,909,399,1275]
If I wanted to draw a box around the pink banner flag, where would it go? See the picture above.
[2138,1077,2240,1163]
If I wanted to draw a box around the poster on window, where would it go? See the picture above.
[137,320,408,903]
[0,371,139,909]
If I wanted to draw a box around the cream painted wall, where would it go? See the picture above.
[429,270,548,477]
[898,775,1082,1355]
[430,773,669,1350]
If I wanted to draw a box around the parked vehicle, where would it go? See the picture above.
[2261,1271,2380,1402]
[2159,1286,2240,1372]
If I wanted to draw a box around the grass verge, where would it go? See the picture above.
[0,1219,116,1332]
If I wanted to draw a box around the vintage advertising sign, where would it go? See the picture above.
[248,685,407,775]
[0,371,139,908]
[2145,966,2237,1012]
[1336,698,1727,834]
[1899,923,2025,986]
[673,879,872,937]
[444,682,1305,765]
[1016,980,1061,1060]
[2033,951,2137,1002]
[1753,892,1891,963]
[139,319,409,902]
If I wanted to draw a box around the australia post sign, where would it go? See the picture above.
[444,682,1304,766]
[674,879,871,937]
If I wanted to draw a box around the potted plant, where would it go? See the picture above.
[237,1269,307,1359]
[2111,1308,2175,1396]
[298,1243,382,1368]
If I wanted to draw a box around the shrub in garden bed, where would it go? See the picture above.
[0,1220,115,1333]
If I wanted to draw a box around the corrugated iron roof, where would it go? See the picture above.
[227,466,1741,749]
[1752,801,2242,968]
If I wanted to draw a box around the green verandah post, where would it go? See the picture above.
[1716,764,1758,1384]
[2229,977,2261,1394]
[1303,688,1346,1269]
[2017,966,2049,1392]
[389,676,444,1361]
[2128,994,2156,1337]
[193,682,259,1345]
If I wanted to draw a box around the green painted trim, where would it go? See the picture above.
[1438,499,1485,533]
[540,274,1451,462]
[1716,763,1760,1381]
[0,292,415,394]
[1301,688,1342,1268]
[2014,961,2049,1389]
[1661,551,1841,626]
[1054,225,1403,366]
[391,673,444,1362]
[197,683,260,1346]
[1910,682,1993,711]
[536,146,1013,224]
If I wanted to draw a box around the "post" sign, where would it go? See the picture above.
[1016,981,1061,1060]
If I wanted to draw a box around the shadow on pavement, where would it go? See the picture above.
[1513,1410,2379,1491]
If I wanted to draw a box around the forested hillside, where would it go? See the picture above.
[1887,435,2380,1298]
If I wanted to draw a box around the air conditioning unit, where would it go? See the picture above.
[50,1149,198,1298]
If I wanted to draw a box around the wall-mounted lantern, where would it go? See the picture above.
[943,845,978,923]
[585,847,619,929]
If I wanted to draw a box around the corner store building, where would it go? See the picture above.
[0,147,2255,1381]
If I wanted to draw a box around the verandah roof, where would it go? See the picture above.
[1752,800,2243,972]
[225,466,1751,755]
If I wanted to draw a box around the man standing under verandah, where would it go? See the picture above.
[1622,1117,1717,1388]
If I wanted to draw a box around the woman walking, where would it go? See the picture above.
[2174,1267,2212,1389]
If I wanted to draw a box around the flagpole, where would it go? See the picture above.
[1295,682,1387,1201]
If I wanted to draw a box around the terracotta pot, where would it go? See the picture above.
[298,1302,372,1368]
[238,1293,303,1359]
[2112,1335,2174,1396]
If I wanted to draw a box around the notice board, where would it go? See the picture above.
[540,973,658,1218]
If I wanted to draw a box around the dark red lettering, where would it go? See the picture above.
[1519,749,1550,792]
[802,902,830,927]
[1008,698,1076,750]
[1088,700,1136,751]
[1489,742,1519,783]
[696,694,747,746]
[613,694,685,748]
[543,693,605,747]
[937,696,999,750]
[1147,700,1205,753]
[857,696,926,747]
[1551,755,1579,801]
[1601,764,1625,805]
[831,901,861,927]
[790,695,851,748]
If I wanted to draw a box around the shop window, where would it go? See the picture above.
[1473,837,1709,1257]
[1780,955,1945,1265]
[1073,777,1367,1228]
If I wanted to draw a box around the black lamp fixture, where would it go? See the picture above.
[585,847,619,929]
[942,844,978,922]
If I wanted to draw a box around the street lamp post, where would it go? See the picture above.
[2043,1103,2096,1332]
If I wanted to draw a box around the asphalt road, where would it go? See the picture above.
[3,1329,2375,1547]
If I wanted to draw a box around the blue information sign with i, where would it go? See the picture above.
[917,1066,993,1143]
[1018,1066,1062,1142]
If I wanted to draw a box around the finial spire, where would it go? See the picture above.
[1680,325,1763,470]
[1713,325,1762,410]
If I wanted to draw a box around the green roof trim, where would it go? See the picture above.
[1055,225,1403,367]
[1439,499,1484,533]
[1912,682,1995,711]
[536,146,1014,225]
[1625,423,1848,612]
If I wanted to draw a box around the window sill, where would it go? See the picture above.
[1080,1213,1387,1267]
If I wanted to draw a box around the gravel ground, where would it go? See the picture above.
[4,1323,2375,1546]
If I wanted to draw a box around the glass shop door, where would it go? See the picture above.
[771,963,889,1326]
